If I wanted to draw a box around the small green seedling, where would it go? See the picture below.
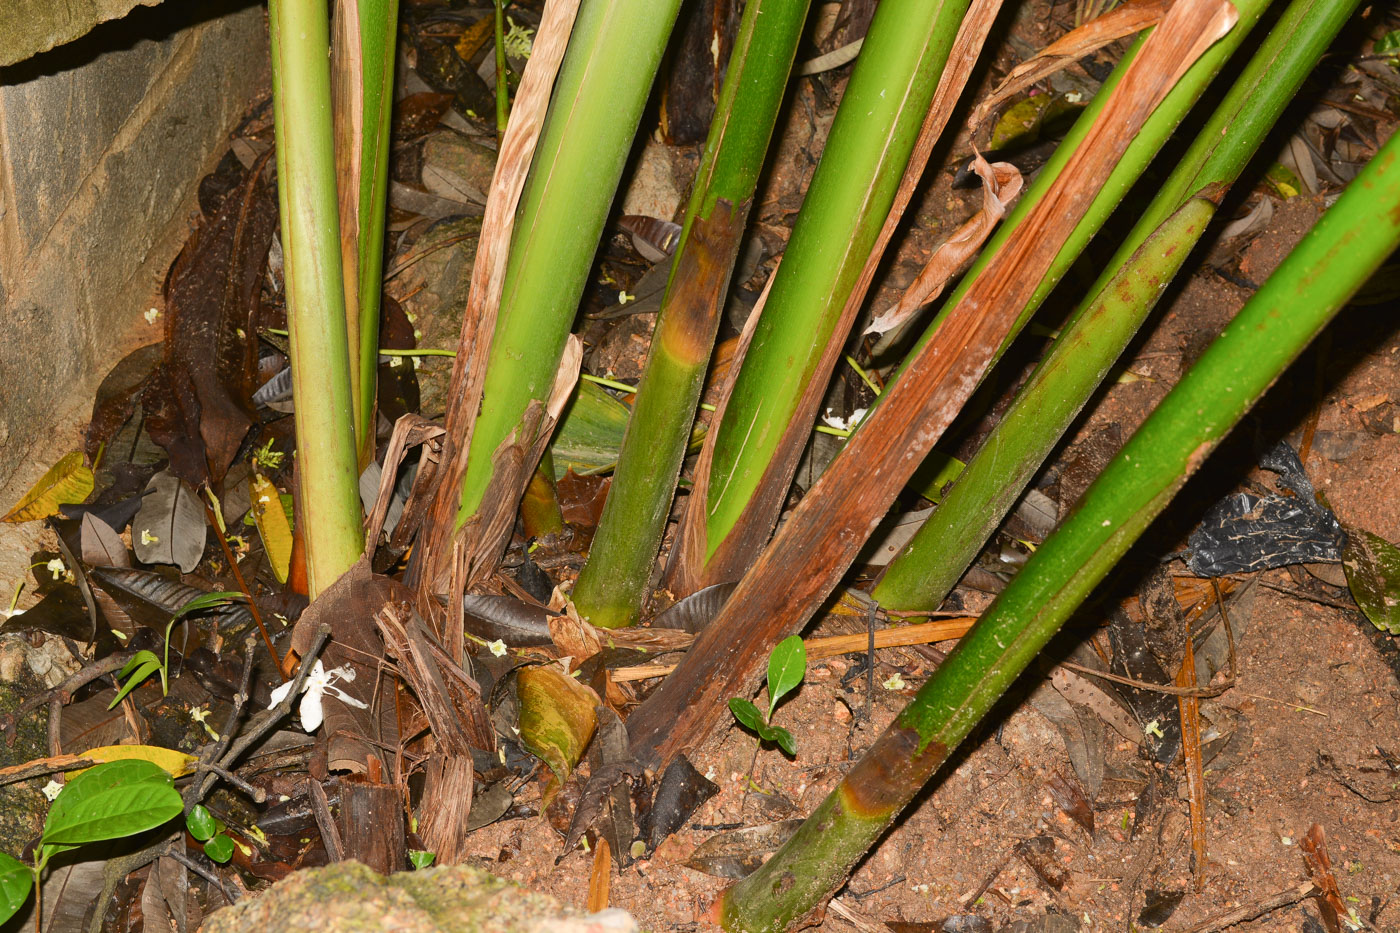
[109,591,244,709]
[0,760,184,927]
[728,635,806,756]
[408,850,436,870]
[185,804,235,864]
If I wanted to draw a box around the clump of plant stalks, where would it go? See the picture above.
[264,0,1398,926]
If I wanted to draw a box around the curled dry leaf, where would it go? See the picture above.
[866,155,1022,337]
[969,0,1171,132]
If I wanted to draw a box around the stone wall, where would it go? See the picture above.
[0,1,267,502]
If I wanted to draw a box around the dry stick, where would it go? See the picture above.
[627,0,1239,769]
[1169,881,1320,933]
[166,847,238,904]
[609,617,977,682]
[415,0,582,603]
[1177,618,1208,891]
[1,652,131,742]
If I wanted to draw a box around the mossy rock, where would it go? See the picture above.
[198,860,639,933]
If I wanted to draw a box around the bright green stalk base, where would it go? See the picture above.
[874,0,1359,611]
[351,0,400,459]
[719,125,1400,933]
[269,0,366,597]
[571,0,812,629]
[699,0,974,568]
[454,0,684,531]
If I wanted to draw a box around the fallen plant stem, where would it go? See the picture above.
[1170,881,1319,932]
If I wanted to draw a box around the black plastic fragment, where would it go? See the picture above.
[1184,441,1345,576]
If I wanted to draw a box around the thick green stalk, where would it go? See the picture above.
[720,125,1400,933]
[873,0,1358,611]
[269,0,366,597]
[333,0,399,461]
[570,0,813,629]
[695,0,974,577]
[453,0,684,530]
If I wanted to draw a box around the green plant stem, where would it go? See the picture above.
[570,0,813,629]
[718,123,1400,933]
[269,0,366,597]
[333,0,400,462]
[874,0,1359,611]
[453,0,685,532]
[696,0,974,583]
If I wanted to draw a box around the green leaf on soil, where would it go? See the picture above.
[1344,527,1400,634]
[766,635,806,718]
[203,833,235,863]
[186,804,217,842]
[728,697,767,735]
[768,725,797,757]
[516,665,598,786]
[2,452,94,523]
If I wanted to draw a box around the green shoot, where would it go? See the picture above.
[727,635,806,755]
[109,591,244,709]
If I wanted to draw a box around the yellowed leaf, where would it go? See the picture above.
[70,744,197,778]
[517,664,597,789]
[2,452,94,523]
[250,473,292,584]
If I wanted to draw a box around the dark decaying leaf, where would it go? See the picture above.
[1343,526,1400,634]
[565,708,642,868]
[463,781,514,832]
[1015,835,1069,891]
[556,471,611,531]
[1107,609,1181,764]
[139,855,191,933]
[648,582,736,634]
[618,215,683,262]
[62,491,149,535]
[251,366,293,410]
[460,594,555,646]
[1025,679,1106,797]
[0,585,92,641]
[1045,770,1094,836]
[80,513,130,569]
[642,753,720,852]
[685,819,804,879]
[1137,889,1186,927]
[131,471,207,573]
[84,343,164,465]
[89,568,253,633]
[1185,441,1345,576]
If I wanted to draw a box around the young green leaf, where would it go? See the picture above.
[186,804,217,842]
[728,698,768,735]
[765,635,806,719]
[203,833,235,863]
[108,654,163,709]
[174,591,244,619]
[43,760,182,846]
[769,725,797,757]
[1344,527,1400,634]
[408,850,436,870]
[0,851,33,925]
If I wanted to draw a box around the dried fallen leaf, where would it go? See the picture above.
[2,453,94,523]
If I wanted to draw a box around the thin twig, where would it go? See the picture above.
[1257,580,1357,612]
[204,501,284,679]
[166,847,238,904]
[1057,661,1232,697]
[194,762,265,803]
[1168,881,1319,932]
